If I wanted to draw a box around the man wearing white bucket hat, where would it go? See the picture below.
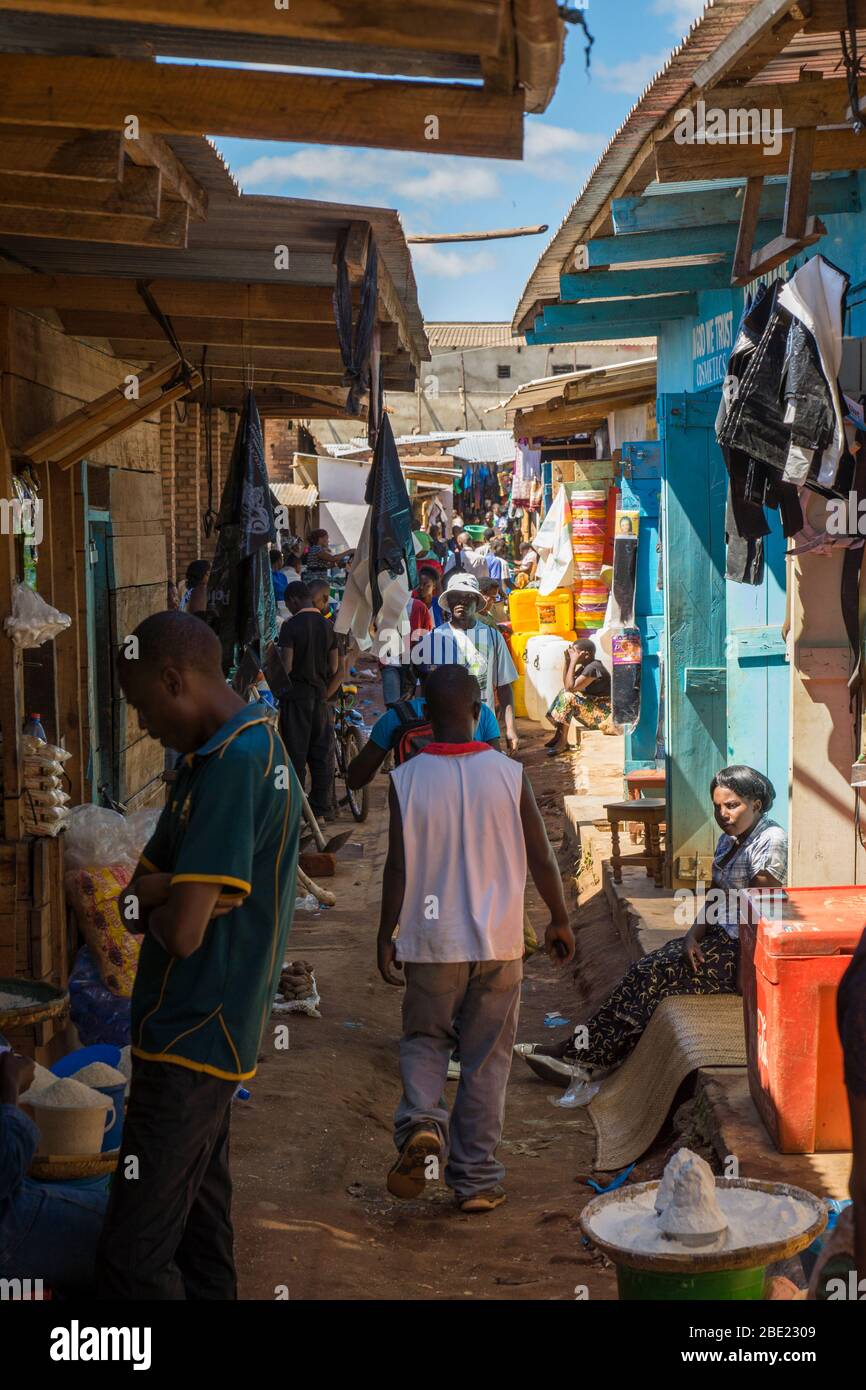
[414,574,520,753]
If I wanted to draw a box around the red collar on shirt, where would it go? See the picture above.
[421,741,490,756]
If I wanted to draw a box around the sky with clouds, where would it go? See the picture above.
[213,0,707,324]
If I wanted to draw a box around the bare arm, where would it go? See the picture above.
[347,737,388,789]
[519,771,574,964]
[279,643,294,677]
[377,780,406,985]
[148,881,232,960]
[497,683,518,754]
[323,645,342,699]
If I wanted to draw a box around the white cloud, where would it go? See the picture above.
[594,50,671,96]
[409,244,497,279]
[236,145,500,205]
[652,0,708,34]
[523,120,605,178]
[394,164,500,202]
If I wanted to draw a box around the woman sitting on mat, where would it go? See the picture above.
[544,638,612,753]
[521,765,788,1099]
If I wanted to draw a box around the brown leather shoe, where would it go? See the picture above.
[387,1126,442,1199]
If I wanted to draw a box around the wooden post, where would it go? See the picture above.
[0,306,24,840]
[731,176,765,284]
[51,467,84,804]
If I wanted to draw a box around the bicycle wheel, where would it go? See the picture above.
[341,728,369,822]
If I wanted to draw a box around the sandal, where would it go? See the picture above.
[459,1185,507,1214]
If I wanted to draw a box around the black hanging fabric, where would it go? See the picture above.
[611,535,638,624]
[612,627,642,731]
[365,412,418,617]
[206,389,278,684]
[724,482,764,586]
[333,238,378,416]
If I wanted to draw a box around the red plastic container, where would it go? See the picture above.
[740,886,865,1154]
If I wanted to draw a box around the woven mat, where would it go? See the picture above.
[587,994,746,1171]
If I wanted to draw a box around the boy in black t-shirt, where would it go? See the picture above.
[278,581,339,816]
[544,638,613,754]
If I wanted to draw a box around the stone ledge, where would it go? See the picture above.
[696,1066,851,1200]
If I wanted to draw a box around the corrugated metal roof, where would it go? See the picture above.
[272,481,319,508]
[506,355,658,412]
[426,323,525,350]
[447,431,516,464]
[512,0,756,331]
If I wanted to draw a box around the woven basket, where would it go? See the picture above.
[0,977,69,1031]
[29,1151,119,1182]
[587,994,747,1171]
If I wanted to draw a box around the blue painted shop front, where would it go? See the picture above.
[656,286,789,884]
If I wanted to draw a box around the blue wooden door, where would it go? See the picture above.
[620,440,663,772]
[660,392,728,887]
[725,514,789,832]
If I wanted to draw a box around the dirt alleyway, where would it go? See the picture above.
[231,719,641,1301]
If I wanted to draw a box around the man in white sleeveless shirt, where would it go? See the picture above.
[377,665,574,1213]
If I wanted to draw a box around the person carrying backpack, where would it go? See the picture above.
[346,667,501,790]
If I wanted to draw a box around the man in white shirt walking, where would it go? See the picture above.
[377,665,574,1213]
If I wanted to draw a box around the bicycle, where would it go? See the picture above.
[332,684,369,822]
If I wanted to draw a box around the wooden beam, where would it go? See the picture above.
[805,1,866,31]
[0,275,347,322]
[407,223,547,242]
[107,343,347,373]
[21,357,185,463]
[0,200,188,247]
[0,56,525,160]
[339,222,371,282]
[57,312,399,353]
[528,320,662,345]
[0,0,506,58]
[732,177,767,284]
[56,373,203,471]
[577,222,787,268]
[690,0,811,89]
[610,175,859,233]
[655,128,866,182]
[732,217,826,285]
[123,131,208,221]
[693,76,863,128]
[0,306,24,839]
[541,294,696,328]
[561,262,734,299]
[0,125,123,180]
[0,165,162,218]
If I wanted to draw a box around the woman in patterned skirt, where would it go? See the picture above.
[544,638,612,753]
[522,766,788,1094]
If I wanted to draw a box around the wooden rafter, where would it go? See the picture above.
[56,312,399,354]
[123,131,208,221]
[21,357,203,470]
[0,276,349,322]
[0,0,507,58]
[0,199,189,247]
[655,127,866,181]
[0,166,162,219]
[0,125,124,180]
[0,56,524,160]
[690,0,812,89]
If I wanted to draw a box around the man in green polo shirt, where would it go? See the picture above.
[97,611,301,1300]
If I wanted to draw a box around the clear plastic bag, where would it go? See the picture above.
[65,804,161,872]
[549,1065,602,1110]
[4,581,71,648]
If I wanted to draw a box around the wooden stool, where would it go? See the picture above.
[605,798,666,888]
[625,768,666,800]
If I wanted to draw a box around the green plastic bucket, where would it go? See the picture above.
[465,524,487,542]
[616,1263,766,1301]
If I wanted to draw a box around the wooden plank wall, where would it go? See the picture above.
[108,467,166,809]
[5,308,167,809]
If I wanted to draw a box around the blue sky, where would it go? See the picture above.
[212,0,706,323]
